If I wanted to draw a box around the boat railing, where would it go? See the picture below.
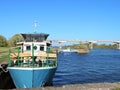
[8,44,57,68]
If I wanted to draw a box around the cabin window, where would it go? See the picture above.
[40,46,44,51]
[26,46,31,51]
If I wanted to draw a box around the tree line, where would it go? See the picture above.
[0,34,117,49]
[0,34,24,47]
[63,43,117,49]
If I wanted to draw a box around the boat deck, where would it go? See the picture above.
[9,52,57,68]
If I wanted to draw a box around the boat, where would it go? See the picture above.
[77,48,89,54]
[7,33,57,88]
[60,48,77,53]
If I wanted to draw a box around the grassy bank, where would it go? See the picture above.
[0,47,9,63]
[0,47,9,53]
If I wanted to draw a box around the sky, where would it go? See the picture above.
[0,0,120,41]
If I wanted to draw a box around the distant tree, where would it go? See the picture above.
[71,44,79,49]
[93,43,117,49]
[79,42,88,49]
[0,35,7,47]
[8,34,24,47]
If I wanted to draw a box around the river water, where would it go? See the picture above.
[53,49,120,86]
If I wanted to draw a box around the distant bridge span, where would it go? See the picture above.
[49,40,120,43]
[48,40,120,50]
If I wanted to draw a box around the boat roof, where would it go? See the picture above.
[21,33,49,42]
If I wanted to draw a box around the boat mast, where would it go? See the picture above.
[34,20,37,33]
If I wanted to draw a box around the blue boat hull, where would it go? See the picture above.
[8,67,57,88]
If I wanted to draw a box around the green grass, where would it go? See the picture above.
[0,47,9,63]
[0,54,8,63]
[112,88,120,90]
[0,47,9,53]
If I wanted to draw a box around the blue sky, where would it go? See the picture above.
[0,0,120,40]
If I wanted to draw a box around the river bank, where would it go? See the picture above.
[11,82,120,90]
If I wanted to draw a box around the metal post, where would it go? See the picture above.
[56,51,58,67]
[8,49,11,67]
[46,47,50,67]
[18,47,20,67]
[32,43,34,67]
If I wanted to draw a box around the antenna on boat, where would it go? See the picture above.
[34,19,37,33]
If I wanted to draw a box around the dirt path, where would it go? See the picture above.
[42,82,120,90]
[12,82,120,90]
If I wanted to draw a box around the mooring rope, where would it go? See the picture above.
[0,64,8,73]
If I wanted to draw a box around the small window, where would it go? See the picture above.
[40,46,44,51]
[26,46,31,51]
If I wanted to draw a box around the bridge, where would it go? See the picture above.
[48,40,120,50]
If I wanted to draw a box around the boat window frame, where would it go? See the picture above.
[26,45,31,51]
[40,45,44,51]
